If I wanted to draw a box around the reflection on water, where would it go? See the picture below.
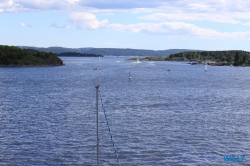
[0,57,250,165]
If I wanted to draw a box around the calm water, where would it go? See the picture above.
[0,57,250,165]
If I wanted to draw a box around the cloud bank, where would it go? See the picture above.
[108,22,250,39]
[2,0,250,25]
[1,0,250,12]
[2,0,250,40]
[69,12,108,29]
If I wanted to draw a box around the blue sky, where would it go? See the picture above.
[1,0,250,51]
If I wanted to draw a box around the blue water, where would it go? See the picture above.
[0,57,249,165]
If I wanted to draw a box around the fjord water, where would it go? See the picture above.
[0,57,249,165]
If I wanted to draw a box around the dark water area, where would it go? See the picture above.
[0,57,249,165]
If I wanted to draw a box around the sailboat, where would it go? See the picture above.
[95,85,120,166]
[167,61,171,71]
[93,56,101,70]
[204,52,208,71]
[205,61,208,72]
[133,58,141,63]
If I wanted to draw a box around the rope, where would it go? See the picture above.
[99,90,121,166]
[86,90,96,124]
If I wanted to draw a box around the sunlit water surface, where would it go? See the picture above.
[0,57,250,165]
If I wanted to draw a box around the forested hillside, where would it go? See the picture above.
[0,45,63,66]
[168,50,250,66]
[18,46,192,56]
[84,48,191,56]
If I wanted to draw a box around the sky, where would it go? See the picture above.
[1,0,250,51]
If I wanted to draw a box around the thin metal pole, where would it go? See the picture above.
[96,85,100,166]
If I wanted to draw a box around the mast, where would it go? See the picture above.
[95,85,100,166]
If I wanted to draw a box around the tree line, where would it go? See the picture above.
[168,50,250,66]
[0,45,63,66]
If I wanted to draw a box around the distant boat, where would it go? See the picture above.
[129,72,132,80]
[205,61,208,71]
[133,58,141,63]
[204,53,209,71]
[167,61,171,71]
[93,56,101,70]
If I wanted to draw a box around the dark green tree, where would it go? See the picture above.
[234,51,240,62]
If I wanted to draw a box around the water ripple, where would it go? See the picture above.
[0,58,250,165]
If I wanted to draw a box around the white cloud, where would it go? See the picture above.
[69,12,108,29]
[50,21,71,29]
[8,0,14,5]
[0,0,248,12]
[14,0,67,10]
[141,13,242,24]
[19,22,33,27]
[20,22,25,27]
[242,22,250,26]
[0,0,80,12]
[108,22,250,39]
[77,0,167,9]
[65,0,79,4]
[0,0,19,12]
[1,0,249,33]
[2,0,250,40]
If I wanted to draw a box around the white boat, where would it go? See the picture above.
[205,61,208,71]
[133,58,141,63]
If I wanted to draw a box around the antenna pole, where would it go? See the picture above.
[96,85,100,166]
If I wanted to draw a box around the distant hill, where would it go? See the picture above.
[57,52,103,57]
[84,48,191,56]
[0,45,63,66]
[17,46,193,57]
[18,46,92,54]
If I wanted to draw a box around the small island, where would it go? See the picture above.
[129,56,168,61]
[130,50,250,66]
[0,45,63,66]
